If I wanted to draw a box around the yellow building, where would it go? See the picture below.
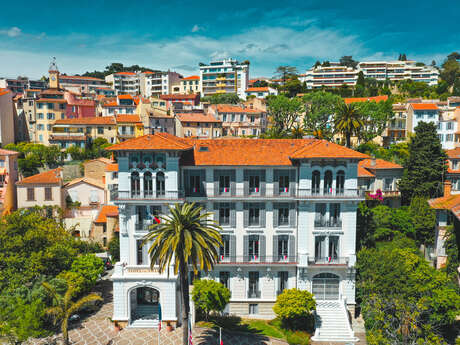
[115,114,144,142]
[50,116,117,147]
[175,112,222,138]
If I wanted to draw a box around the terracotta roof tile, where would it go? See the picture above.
[344,95,388,104]
[114,72,136,75]
[17,168,62,185]
[176,113,221,123]
[429,194,460,210]
[0,88,11,96]
[410,103,438,110]
[54,117,116,125]
[107,133,193,151]
[106,163,118,172]
[95,205,119,223]
[118,94,133,100]
[290,140,369,160]
[115,114,142,123]
[358,165,375,177]
[183,76,200,80]
[246,87,269,92]
[360,158,403,170]
[446,148,460,159]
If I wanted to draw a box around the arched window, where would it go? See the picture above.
[312,171,321,195]
[156,172,165,197]
[131,171,140,197]
[144,171,153,197]
[336,170,345,195]
[324,170,333,195]
[312,273,340,300]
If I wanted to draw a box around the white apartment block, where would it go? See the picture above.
[105,72,140,96]
[109,133,365,340]
[300,60,439,89]
[200,58,249,99]
[140,71,183,98]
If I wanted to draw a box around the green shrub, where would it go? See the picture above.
[70,254,104,293]
[273,289,316,331]
[191,279,230,320]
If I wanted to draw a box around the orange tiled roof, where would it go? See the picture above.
[115,72,136,75]
[344,95,388,104]
[0,88,10,96]
[63,177,105,189]
[0,148,20,156]
[290,140,369,160]
[246,87,269,92]
[358,165,375,177]
[176,113,221,123]
[183,75,200,80]
[107,133,192,151]
[116,114,142,123]
[446,148,460,159]
[106,163,118,172]
[216,105,262,113]
[160,94,199,101]
[360,158,403,170]
[17,168,61,185]
[429,193,460,210]
[60,75,105,81]
[410,103,438,110]
[54,117,116,125]
[95,205,119,223]
[118,94,133,100]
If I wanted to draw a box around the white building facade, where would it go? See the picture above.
[105,72,140,96]
[140,71,183,98]
[200,58,249,99]
[110,134,367,329]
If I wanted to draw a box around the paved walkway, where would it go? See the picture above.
[27,280,287,345]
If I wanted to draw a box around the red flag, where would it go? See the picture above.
[158,321,161,331]
[154,216,161,224]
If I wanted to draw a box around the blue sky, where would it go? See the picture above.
[0,0,458,79]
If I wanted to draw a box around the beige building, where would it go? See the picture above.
[172,75,200,94]
[0,88,16,146]
[208,104,267,137]
[175,112,222,138]
[92,205,119,247]
[84,157,114,184]
[16,168,64,210]
[63,177,106,209]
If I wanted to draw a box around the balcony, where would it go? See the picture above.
[308,256,348,266]
[117,190,183,201]
[216,255,297,264]
[314,218,342,228]
[135,219,156,231]
[247,290,261,298]
[298,188,364,199]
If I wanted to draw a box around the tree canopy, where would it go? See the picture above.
[201,93,241,104]
[302,91,341,139]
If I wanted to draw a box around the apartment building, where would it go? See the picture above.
[300,64,359,89]
[200,58,249,99]
[172,75,200,94]
[34,88,67,145]
[64,92,96,118]
[208,104,267,137]
[159,94,200,111]
[175,112,222,138]
[100,95,137,116]
[59,75,108,94]
[445,148,460,193]
[0,77,46,94]
[383,103,408,146]
[116,115,144,142]
[50,116,117,147]
[0,88,16,146]
[139,71,183,98]
[245,87,278,99]
[21,89,41,141]
[105,72,140,96]
[147,109,175,135]
[108,133,366,342]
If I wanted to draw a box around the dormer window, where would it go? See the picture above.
[199,146,209,152]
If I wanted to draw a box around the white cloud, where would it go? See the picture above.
[191,25,201,33]
[0,27,21,37]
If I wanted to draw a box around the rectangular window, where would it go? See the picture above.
[278,207,289,226]
[248,235,259,259]
[219,235,230,260]
[44,187,52,201]
[249,175,260,193]
[97,127,104,134]
[47,103,54,109]
[278,271,288,295]
[27,188,35,201]
[249,206,260,226]
[219,175,230,194]
[279,174,289,194]
[219,271,230,289]
[136,240,144,265]
[315,203,327,226]
[384,178,393,191]
[38,113,44,119]
[447,122,453,130]
[250,115,255,123]
[47,113,55,120]
[249,303,258,314]
[278,235,289,260]
[190,175,201,193]
[219,203,230,225]
[248,272,259,298]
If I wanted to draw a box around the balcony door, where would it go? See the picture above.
[312,273,340,300]
[156,172,165,197]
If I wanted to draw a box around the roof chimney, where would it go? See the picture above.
[371,155,376,167]
[444,180,452,197]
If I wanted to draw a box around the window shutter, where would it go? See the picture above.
[273,203,279,228]
[200,170,206,196]
[260,170,266,196]
[213,170,219,196]
[243,170,249,195]
[289,170,296,196]
[243,235,248,261]
[260,203,266,228]
[213,203,219,223]
[230,180,236,196]
[259,235,266,262]
[230,235,236,260]
[289,235,296,262]
[243,203,249,227]
[289,203,296,227]
[230,203,236,227]
[273,170,279,196]
[273,235,278,261]
[184,170,189,194]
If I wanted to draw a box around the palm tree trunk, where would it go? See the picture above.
[346,132,351,148]
[62,318,69,345]
[180,261,190,345]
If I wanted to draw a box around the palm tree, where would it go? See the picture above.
[42,282,103,345]
[143,202,223,345]
[334,102,365,148]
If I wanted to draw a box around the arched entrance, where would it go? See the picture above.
[129,286,161,326]
[312,273,340,300]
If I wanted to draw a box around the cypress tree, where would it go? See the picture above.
[398,122,447,204]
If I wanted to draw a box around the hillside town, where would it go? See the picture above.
[0,52,459,345]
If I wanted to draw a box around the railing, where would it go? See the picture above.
[117,190,183,200]
[124,265,160,273]
[308,256,349,265]
[217,255,297,264]
[314,218,342,228]
[247,290,261,298]
[135,220,156,231]
[298,188,364,198]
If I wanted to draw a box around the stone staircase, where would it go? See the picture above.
[129,304,160,328]
[311,300,359,342]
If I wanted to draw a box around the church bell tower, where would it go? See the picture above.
[48,57,60,89]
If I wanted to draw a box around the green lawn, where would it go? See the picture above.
[196,316,311,345]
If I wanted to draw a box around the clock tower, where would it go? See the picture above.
[48,57,60,89]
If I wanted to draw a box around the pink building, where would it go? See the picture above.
[64,92,96,118]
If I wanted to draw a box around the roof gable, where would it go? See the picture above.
[107,133,193,151]
[17,168,62,185]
